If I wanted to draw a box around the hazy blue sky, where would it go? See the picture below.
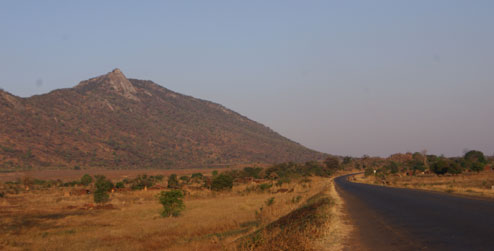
[1,1,493,157]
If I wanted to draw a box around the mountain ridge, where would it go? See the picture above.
[0,69,326,170]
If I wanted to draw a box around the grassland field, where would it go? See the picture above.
[0,169,350,251]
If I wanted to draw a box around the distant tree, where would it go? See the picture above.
[74,166,81,170]
[80,174,93,186]
[324,156,340,171]
[430,158,450,175]
[94,175,113,192]
[342,156,353,165]
[93,175,113,204]
[212,170,218,177]
[243,167,263,178]
[464,150,487,163]
[93,190,109,204]
[115,181,125,189]
[364,168,374,177]
[211,174,234,191]
[386,162,399,174]
[167,174,179,189]
[191,172,203,179]
[154,175,164,182]
[159,190,185,217]
[179,175,190,183]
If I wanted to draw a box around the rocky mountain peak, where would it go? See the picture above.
[76,69,139,101]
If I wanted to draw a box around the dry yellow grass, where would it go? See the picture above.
[0,176,339,250]
[353,171,494,198]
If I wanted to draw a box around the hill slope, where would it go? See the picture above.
[0,69,325,170]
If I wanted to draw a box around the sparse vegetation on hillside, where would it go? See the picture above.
[0,69,325,170]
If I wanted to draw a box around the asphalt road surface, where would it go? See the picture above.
[335,174,494,251]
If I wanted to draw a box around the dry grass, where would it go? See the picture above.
[353,171,494,198]
[237,175,351,251]
[0,176,341,250]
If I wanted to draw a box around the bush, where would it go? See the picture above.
[258,183,273,192]
[191,173,203,179]
[430,158,450,175]
[93,175,113,204]
[159,190,185,217]
[95,175,113,192]
[115,182,125,189]
[179,175,190,183]
[0,192,4,198]
[94,190,109,204]
[80,174,93,186]
[265,197,275,206]
[167,174,179,189]
[364,168,374,177]
[324,156,340,171]
[211,174,234,191]
[131,175,155,190]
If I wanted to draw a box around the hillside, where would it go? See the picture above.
[0,69,325,170]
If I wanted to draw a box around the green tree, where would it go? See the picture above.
[167,174,179,188]
[179,175,190,183]
[115,181,125,189]
[191,172,203,179]
[324,156,340,171]
[430,158,449,175]
[80,174,93,186]
[464,150,487,163]
[211,174,234,191]
[93,175,113,204]
[159,190,185,217]
[93,190,109,204]
[94,175,113,192]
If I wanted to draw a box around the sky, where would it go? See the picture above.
[1,1,493,157]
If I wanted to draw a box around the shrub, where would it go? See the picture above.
[0,192,4,198]
[265,197,275,206]
[211,174,234,191]
[94,190,109,204]
[258,183,273,192]
[80,174,93,186]
[167,174,179,189]
[74,166,81,170]
[95,175,113,192]
[364,168,374,176]
[211,174,233,191]
[93,175,113,204]
[159,190,185,217]
[191,172,203,179]
[291,195,302,204]
[115,182,125,189]
[430,158,449,175]
[243,167,263,178]
[179,175,190,183]
[464,150,487,163]
[131,175,155,190]
[324,156,340,171]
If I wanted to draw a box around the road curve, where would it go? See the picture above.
[335,174,494,251]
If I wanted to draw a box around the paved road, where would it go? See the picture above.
[335,174,494,251]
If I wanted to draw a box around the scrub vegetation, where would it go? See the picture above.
[351,150,494,198]
[0,158,349,250]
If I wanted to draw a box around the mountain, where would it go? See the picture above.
[0,69,325,170]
